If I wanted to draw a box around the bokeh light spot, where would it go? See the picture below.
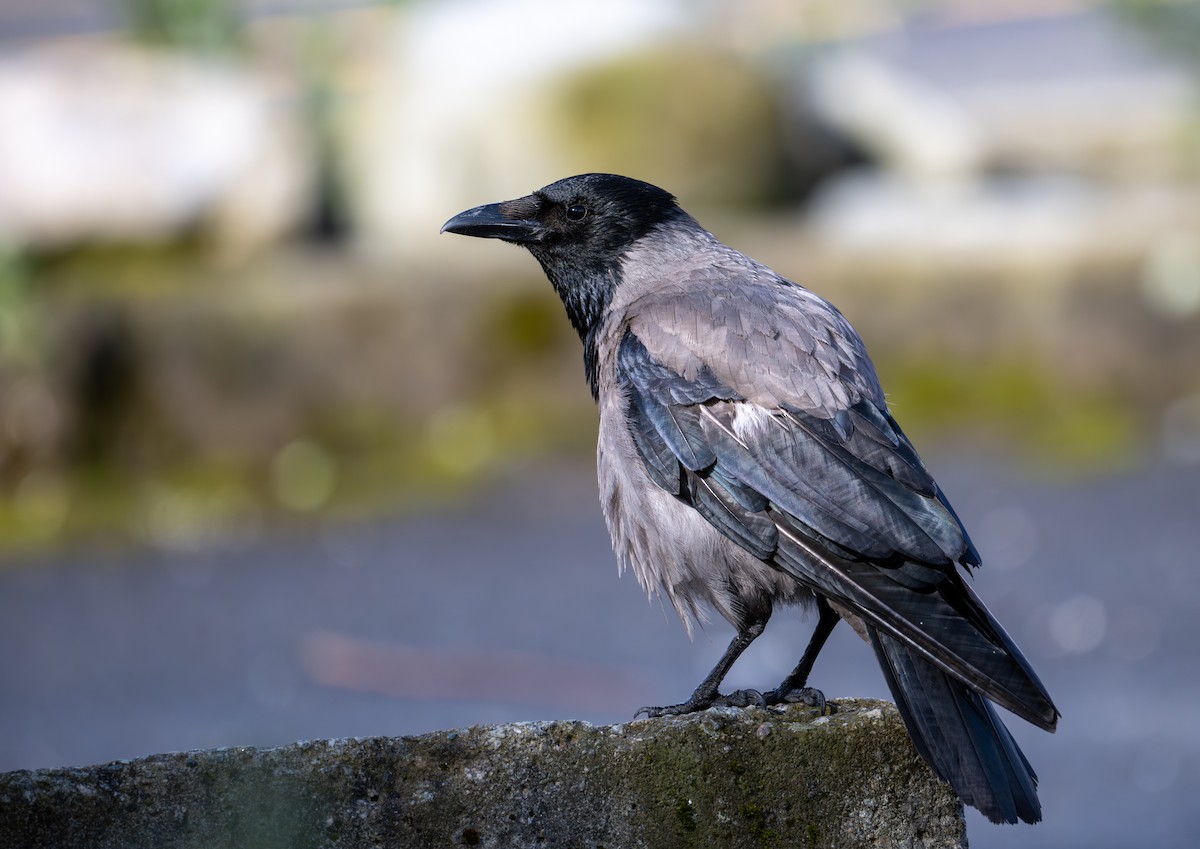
[425,405,497,478]
[272,439,337,512]
[14,469,69,539]
[975,505,1038,571]
[1047,594,1107,655]
[1162,392,1200,465]
[1141,234,1200,319]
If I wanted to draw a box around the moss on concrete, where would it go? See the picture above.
[0,699,964,849]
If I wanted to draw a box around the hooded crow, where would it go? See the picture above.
[442,173,1058,825]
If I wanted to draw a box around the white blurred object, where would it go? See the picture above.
[0,44,312,253]
[810,50,985,183]
[350,0,686,260]
[807,169,1200,269]
[809,10,1197,180]
[1141,233,1200,320]
[802,9,1200,271]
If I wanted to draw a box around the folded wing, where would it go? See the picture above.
[616,285,1057,731]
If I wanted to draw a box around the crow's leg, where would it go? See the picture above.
[762,597,839,712]
[635,617,767,718]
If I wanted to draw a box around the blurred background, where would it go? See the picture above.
[1,0,1198,845]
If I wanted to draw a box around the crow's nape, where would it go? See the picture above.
[869,628,1041,824]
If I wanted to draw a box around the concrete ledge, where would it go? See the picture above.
[0,699,964,849]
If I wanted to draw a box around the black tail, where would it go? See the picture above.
[870,627,1042,824]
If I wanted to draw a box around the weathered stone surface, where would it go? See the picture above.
[0,699,964,849]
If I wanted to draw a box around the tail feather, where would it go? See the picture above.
[870,627,1042,824]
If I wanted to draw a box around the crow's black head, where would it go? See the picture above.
[443,174,689,396]
[442,173,683,268]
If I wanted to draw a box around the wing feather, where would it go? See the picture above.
[614,298,1056,729]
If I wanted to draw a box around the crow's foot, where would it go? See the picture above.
[635,688,767,719]
[715,688,768,709]
[762,686,835,714]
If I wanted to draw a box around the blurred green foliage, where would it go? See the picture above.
[555,48,797,209]
[0,245,1170,554]
[880,358,1142,473]
[0,248,599,553]
[122,0,241,54]
[1112,0,1200,74]
[0,249,39,370]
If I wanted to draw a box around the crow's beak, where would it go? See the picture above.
[440,195,543,243]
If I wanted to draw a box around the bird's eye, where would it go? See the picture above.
[565,204,588,222]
